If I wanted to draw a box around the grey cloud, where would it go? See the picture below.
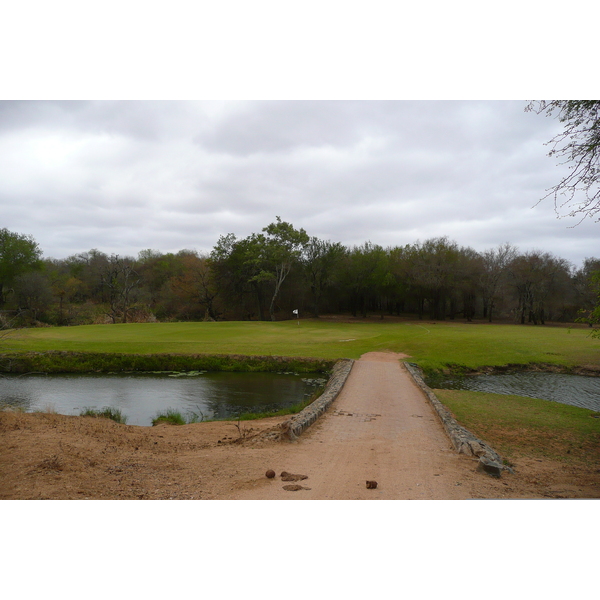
[0,101,218,143]
[0,101,91,133]
[0,100,596,267]
[196,101,389,156]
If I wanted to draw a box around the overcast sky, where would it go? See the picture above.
[0,99,596,268]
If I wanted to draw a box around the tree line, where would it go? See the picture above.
[1,220,599,328]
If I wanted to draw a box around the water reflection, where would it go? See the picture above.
[427,372,600,411]
[0,372,323,426]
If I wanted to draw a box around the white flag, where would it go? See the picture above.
[293,309,299,315]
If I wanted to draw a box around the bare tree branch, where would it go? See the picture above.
[526,100,600,223]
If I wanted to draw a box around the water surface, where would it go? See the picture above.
[0,371,325,425]
[428,372,600,412]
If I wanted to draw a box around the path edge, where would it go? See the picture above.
[403,362,513,476]
[279,359,354,441]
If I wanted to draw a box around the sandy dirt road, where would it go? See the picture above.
[225,352,497,499]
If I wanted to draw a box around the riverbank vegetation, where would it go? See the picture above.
[0,346,334,374]
[152,409,195,426]
[79,406,128,424]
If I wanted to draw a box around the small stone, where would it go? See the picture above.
[283,484,311,491]
[366,480,378,489]
[265,469,276,479]
[477,457,503,478]
[468,441,486,457]
[281,471,308,481]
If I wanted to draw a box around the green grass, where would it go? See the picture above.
[152,408,188,426]
[80,406,128,424]
[435,389,600,464]
[151,407,209,426]
[0,350,333,374]
[2,320,599,372]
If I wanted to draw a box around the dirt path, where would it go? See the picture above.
[223,352,502,499]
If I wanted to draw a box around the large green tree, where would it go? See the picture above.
[210,218,308,321]
[261,217,309,321]
[210,232,269,321]
[0,228,43,306]
[527,100,600,222]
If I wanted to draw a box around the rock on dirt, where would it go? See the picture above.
[280,471,308,481]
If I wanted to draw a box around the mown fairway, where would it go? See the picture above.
[3,319,600,370]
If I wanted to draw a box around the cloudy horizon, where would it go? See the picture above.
[1,100,597,269]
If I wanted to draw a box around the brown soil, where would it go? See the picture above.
[1,351,599,500]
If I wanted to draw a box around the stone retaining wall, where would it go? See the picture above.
[404,362,512,477]
[280,359,354,441]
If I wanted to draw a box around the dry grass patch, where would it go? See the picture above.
[435,389,600,466]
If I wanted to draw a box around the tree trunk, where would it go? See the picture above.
[252,282,266,321]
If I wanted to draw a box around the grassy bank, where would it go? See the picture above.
[3,319,600,372]
[0,351,334,374]
[435,389,600,465]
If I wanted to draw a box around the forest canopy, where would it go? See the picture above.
[1,219,599,328]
